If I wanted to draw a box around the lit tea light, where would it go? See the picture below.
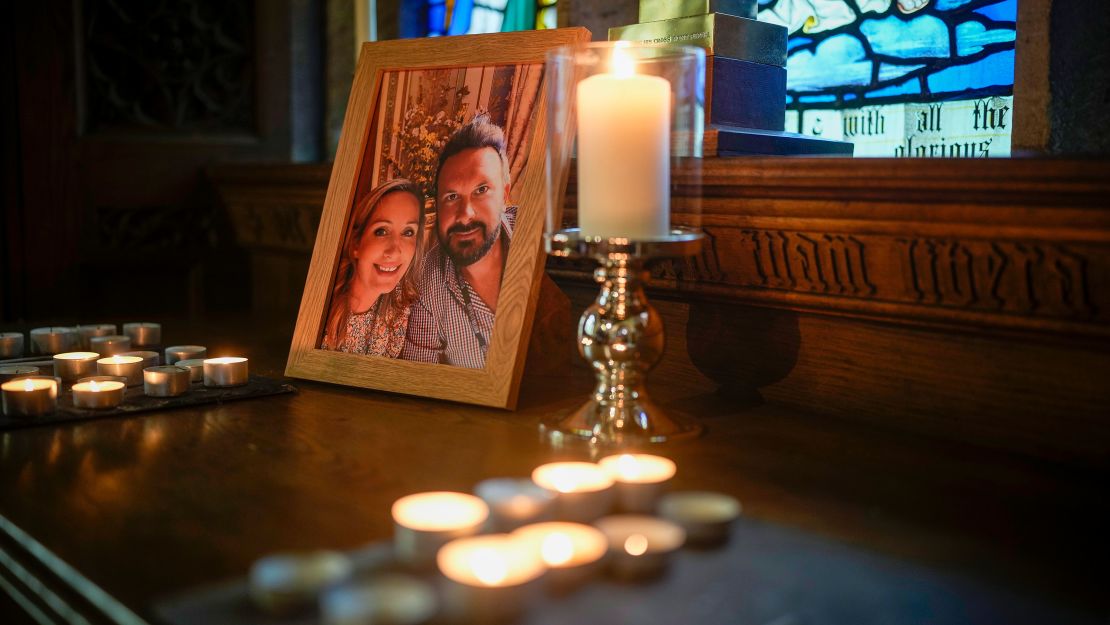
[53,352,101,382]
[474,478,556,531]
[0,332,24,358]
[164,345,206,365]
[72,379,125,410]
[0,366,40,384]
[514,521,607,591]
[203,356,249,388]
[320,574,437,625]
[531,461,615,522]
[658,491,741,546]
[391,491,489,569]
[143,365,191,398]
[123,322,161,347]
[75,324,117,350]
[1,376,59,418]
[598,453,676,513]
[96,355,145,387]
[122,350,160,370]
[89,334,132,357]
[29,327,78,355]
[437,534,545,623]
[594,515,685,580]
[175,358,205,383]
[249,551,353,615]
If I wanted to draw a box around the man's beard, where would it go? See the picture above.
[440,220,501,267]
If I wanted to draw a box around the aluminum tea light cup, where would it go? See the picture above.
[53,352,101,382]
[391,491,489,569]
[249,551,353,615]
[658,491,741,546]
[72,379,125,410]
[474,478,556,532]
[0,366,40,384]
[0,332,24,358]
[594,515,686,580]
[76,324,117,350]
[30,327,78,355]
[164,345,206,365]
[598,453,677,513]
[123,322,161,347]
[203,356,249,387]
[175,359,205,383]
[513,522,608,592]
[1,376,60,418]
[96,355,145,387]
[144,366,191,398]
[531,462,615,522]
[122,350,160,369]
[437,533,546,623]
[89,335,132,357]
[320,574,438,625]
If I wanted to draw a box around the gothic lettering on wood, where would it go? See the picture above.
[651,228,723,283]
[736,229,875,295]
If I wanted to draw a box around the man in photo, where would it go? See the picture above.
[401,113,516,368]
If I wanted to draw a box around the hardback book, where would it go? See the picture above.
[707,123,855,156]
[707,55,786,131]
[610,13,787,68]
[639,0,758,23]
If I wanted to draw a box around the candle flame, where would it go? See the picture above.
[624,534,649,556]
[22,379,34,392]
[541,532,574,566]
[89,381,100,392]
[469,547,508,586]
[611,43,635,79]
[617,454,641,479]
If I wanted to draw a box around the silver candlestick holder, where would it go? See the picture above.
[542,227,705,448]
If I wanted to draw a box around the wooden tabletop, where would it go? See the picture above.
[0,314,1105,624]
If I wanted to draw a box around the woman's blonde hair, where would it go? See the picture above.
[324,178,425,349]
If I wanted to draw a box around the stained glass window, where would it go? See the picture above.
[422,0,554,36]
[758,0,1017,156]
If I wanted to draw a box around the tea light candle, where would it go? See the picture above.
[164,345,206,365]
[320,574,437,625]
[175,358,205,382]
[249,551,353,615]
[143,365,191,397]
[1,376,59,418]
[531,462,615,522]
[0,332,24,358]
[76,375,128,386]
[96,355,145,387]
[0,366,39,384]
[76,324,117,350]
[29,327,78,355]
[594,515,685,580]
[658,491,741,546]
[53,352,101,382]
[122,350,160,369]
[203,356,249,387]
[123,322,161,347]
[72,379,125,410]
[437,534,545,623]
[576,45,671,239]
[89,335,131,357]
[513,521,607,591]
[391,491,488,568]
[474,478,556,531]
[598,453,677,513]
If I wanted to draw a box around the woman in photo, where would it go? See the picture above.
[322,178,426,356]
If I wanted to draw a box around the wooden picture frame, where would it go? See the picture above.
[286,28,590,409]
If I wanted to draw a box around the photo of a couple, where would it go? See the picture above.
[319,63,542,370]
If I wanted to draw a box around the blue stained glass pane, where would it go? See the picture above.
[844,93,859,101]
[787,34,871,92]
[447,0,475,35]
[955,21,1016,56]
[928,49,1015,94]
[879,63,925,82]
[936,0,975,10]
[788,36,812,52]
[798,94,838,104]
[428,4,445,34]
[860,15,950,59]
[865,78,921,99]
[974,0,1017,22]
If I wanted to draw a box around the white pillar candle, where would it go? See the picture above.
[143,365,191,397]
[1,377,59,418]
[0,332,24,358]
[658,491,741,546]
[164,345,206,365]
[474,478,556,532]
[53,352,101,382]
[513,521,607,591]
[89,335,132,357]
[96,355,145,387]
[437,534,545,623]
[249,551,353,615]
[576,46,671,240]
[29,327,78,355]
[531,461,615,522]
[76,324,117,350]
[203,356,249,387]
[594,514,685,580]
[598,453,677,513]
[123,322,161,347]
[391,492,489,569]
[72,380,125,410]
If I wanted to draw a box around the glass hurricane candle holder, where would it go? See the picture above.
[544,41,706,448]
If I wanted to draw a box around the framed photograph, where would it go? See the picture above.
[286,27,590,409]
